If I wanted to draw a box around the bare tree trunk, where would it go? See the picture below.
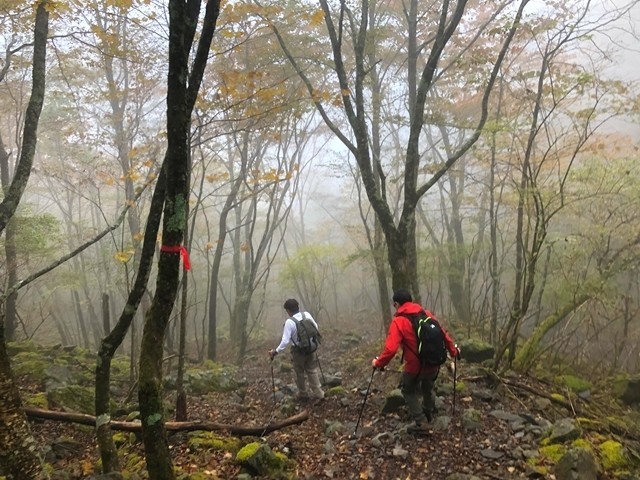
[175,219,189,421]
[95,166,167,474]
[0,321,42,479]
[0,4,49,475]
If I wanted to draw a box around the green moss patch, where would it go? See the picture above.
[187,432,241,453]
[326,386,345,396]
[556,374,591,393]
[598,440,628,470]
[540,444,568,463]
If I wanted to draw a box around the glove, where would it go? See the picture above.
[371,357,384,371]
[268,349,277,360]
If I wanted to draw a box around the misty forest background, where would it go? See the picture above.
[1,0,640,476]
[2,0,639,390]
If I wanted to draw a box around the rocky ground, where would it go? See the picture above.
[15,332,640,479]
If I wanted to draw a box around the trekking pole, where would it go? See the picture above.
[270,358,276,404]
[316,352,326,386]
[452,348,458,416]
[353,367,376,436]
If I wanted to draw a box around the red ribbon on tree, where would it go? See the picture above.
[160,245,191,271]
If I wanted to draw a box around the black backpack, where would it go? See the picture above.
[404,311,447,366]
[293,313,321,354]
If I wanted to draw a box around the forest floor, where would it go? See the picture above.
[20,331,640,480]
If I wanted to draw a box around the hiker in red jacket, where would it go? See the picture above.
[372,288,459,433]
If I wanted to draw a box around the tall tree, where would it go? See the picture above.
[263,0,530,296]
[0,1,49,478]
[138,1,220,477]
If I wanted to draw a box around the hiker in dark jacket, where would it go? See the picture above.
[372,288,459,433]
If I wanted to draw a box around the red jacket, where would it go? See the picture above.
[375,302,457,375]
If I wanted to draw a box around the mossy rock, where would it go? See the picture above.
[112,432,130,447]
[236,442,290,478]
[7,340,38,356]
[540,443,568,463]
[454,380,467,394]
[24,392,49,409]
[458,338,494,363]
[576,417,607,433]
[572,438,593,451]
[48,385,116,415]
[183,362,239,395]
[326,386,345,396]
[11,351,50,381]
[122,452,146,471]
[187,432,241,453]
[612,375,640,406]
[555,374,591,393]
[598,440,629,470]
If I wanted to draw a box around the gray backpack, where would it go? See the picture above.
[293,313,321,354]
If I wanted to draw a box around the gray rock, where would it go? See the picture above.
[534,398,552,411]
[323,374,342,387]
[323,420,346,436]
[392,445,409,459]
[432,415,451,431]
[548,418,581,444]
[461,408,483,430]
[489,410,523,423]
[324,439,335,453]
[555,448,598,480]
[381,389,405,413]
[51,437,82,460]
[480,448,504,460]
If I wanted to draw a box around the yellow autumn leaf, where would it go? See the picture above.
[309,9,325,26]
[133,232,144,242]
[114,250,134,263]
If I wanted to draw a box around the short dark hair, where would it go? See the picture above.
[392,289,412,305]
[283,298,299,313]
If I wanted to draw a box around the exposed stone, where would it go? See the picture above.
[461,408,482,430]
[457,338,495,363]
[381,389,405,414]
[480,448,504,459]
[392,445,408,459]
[235,442,287,477]
[613,375,640,405]
[548,418,581,444]
[489,410,523,423]
[555,448,598,480]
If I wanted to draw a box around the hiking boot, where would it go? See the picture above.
[423,407,437,422]
[407,422,431,435]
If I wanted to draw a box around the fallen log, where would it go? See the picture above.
[24,407,308,436]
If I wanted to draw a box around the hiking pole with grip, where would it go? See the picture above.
[452,344,458,416]
[354,367,376,437]
[270,357,276,404]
